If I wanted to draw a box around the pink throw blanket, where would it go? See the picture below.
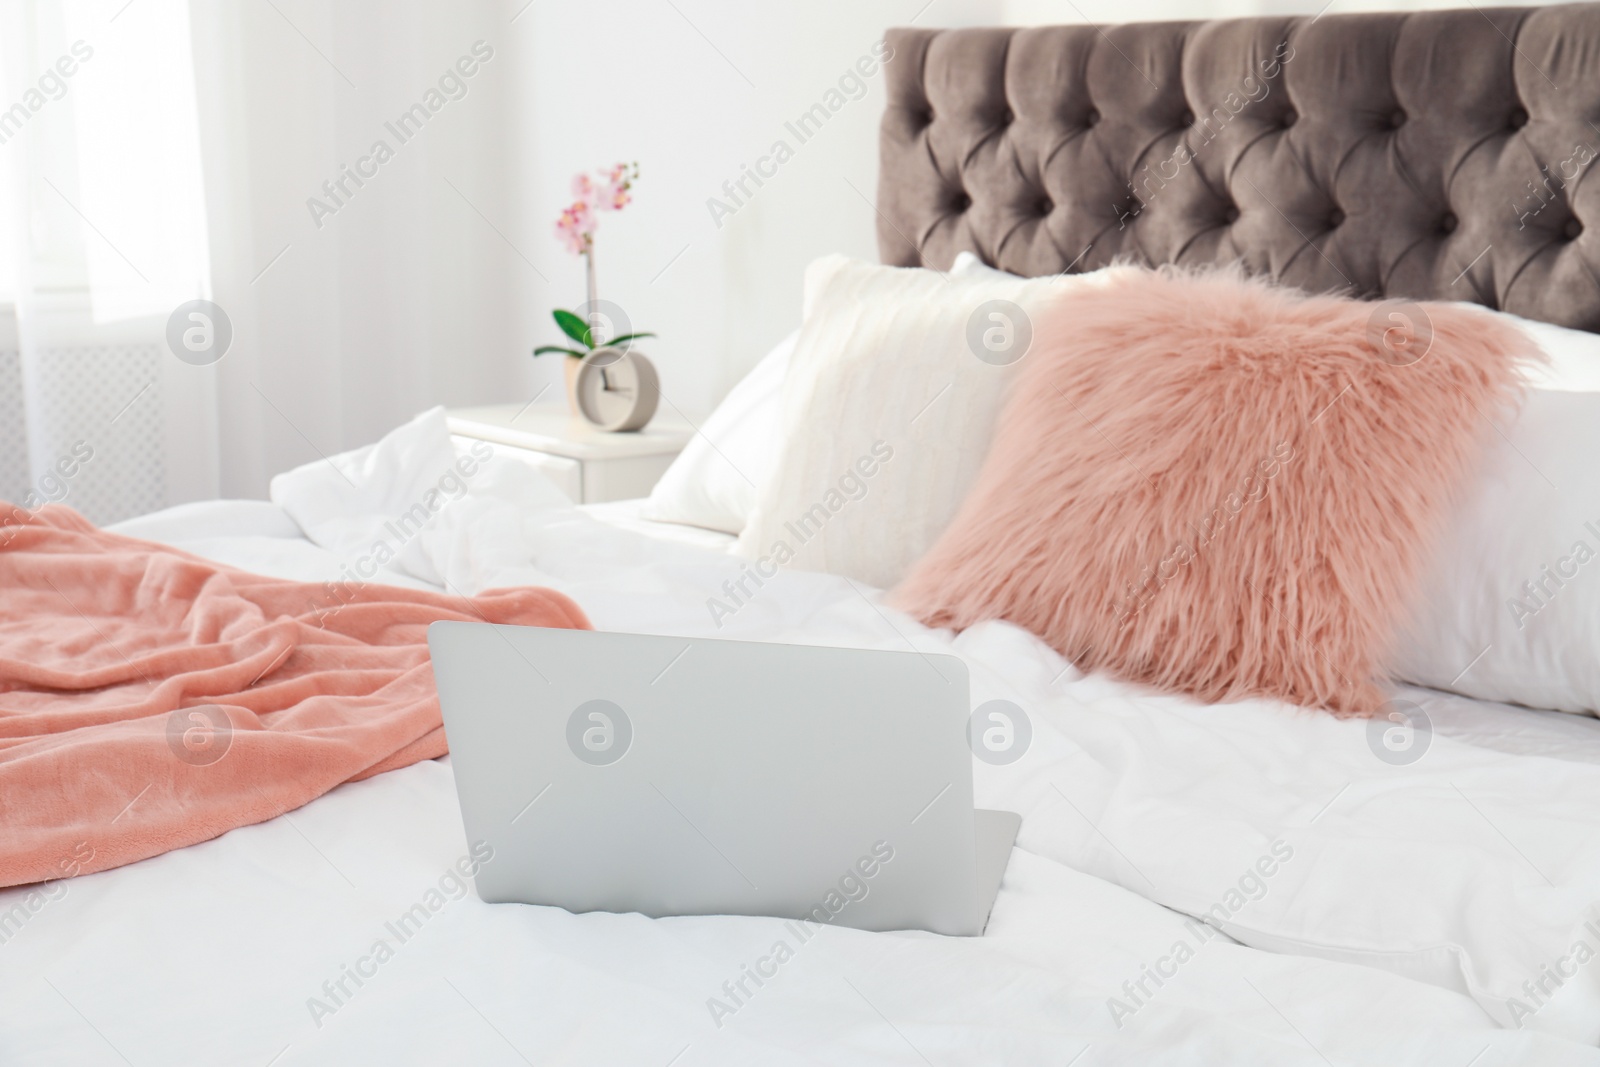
[0,504,590,888]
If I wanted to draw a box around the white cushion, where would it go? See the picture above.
[1395,388,1600,714]
[1483,308,1600,392]
[735,254,1131,590]
[643,255,1000,537]
[642,331,798,534]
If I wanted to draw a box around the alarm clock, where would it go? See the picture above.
[574,346,660,432]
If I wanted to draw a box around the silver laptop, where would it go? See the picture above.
[428,623,1019,936]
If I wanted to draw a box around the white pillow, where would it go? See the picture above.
[643,255,1001,537]
[735,254,1132,590]
[1475,307,1600,392]
[643,331,798,534]
[1394,388,1600,714]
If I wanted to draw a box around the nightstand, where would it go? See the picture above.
[446,404,694,504]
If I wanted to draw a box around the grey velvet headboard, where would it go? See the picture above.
[877,4,1600,331]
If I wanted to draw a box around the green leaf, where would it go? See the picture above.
[532,345,586,358]
[552,309,592,347]
[606,332,656,348]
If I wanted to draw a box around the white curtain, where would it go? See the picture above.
[2,0,542,521]
[0,0,216,523]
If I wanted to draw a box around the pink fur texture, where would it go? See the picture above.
[893,267,1538,716]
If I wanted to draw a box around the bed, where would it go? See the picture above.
[8,6,1600,1065]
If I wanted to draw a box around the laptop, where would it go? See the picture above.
[427,623,1020,936]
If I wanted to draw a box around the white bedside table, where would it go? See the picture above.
[446,403,694,504]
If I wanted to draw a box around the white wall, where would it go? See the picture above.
[511,0,1019,422]
[510,0,1552,421]
[199,0,1556,496]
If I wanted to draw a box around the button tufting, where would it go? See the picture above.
[891,17,1590,323]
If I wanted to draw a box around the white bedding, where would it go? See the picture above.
[7,419,1600,1064]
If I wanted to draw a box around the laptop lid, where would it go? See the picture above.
[428,623,983,935]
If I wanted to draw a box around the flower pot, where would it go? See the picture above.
[564,355,583,415]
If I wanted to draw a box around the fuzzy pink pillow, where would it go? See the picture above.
[893,267,1537,716]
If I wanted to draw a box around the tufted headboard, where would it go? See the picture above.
[877,4,1600,331]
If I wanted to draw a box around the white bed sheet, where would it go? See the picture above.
[6,423,1600,1064]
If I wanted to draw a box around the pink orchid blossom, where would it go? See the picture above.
[541,162,651,365]
[553,200,595,255]
[554,162,640,258]
[571,172,600,209]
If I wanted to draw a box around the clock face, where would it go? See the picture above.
[575,347,660,431]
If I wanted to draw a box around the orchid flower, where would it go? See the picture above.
[538,162,652,361]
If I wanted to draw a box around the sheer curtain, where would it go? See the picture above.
[3,0,539,520]
[0,0,217,523]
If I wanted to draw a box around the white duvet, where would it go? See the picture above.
[5,409,1600,1065]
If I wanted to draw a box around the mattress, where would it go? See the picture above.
[4,487,1600,1064]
